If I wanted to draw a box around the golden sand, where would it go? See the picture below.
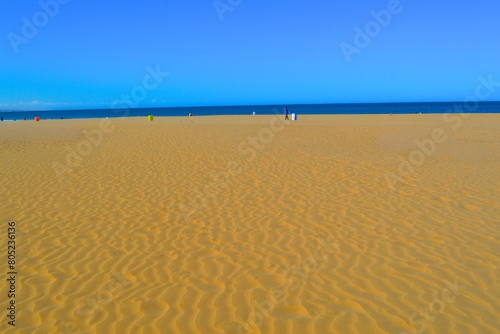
[1,114,499,334]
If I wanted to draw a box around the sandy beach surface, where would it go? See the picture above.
[1,114,499,334]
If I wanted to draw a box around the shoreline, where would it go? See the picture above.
[0,112,499,123]
[1,101,500,122]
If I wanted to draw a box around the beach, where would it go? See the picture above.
[1,114,499,334]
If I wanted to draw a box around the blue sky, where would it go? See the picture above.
[1,0,499,110]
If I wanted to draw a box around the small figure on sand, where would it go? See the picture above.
[284,106,289,120]
[189,112,193,117]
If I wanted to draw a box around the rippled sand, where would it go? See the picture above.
[1,114,499,334]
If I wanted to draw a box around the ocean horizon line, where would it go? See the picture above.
[2,100,500,113]
[1,101,499,121]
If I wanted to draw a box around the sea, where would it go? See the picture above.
[0,102,499,121]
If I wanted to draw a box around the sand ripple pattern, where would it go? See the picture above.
[1,115,499,334]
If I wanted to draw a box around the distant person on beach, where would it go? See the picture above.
[1,116,3,122]
[189,112,193,117]
[284,106,289,120]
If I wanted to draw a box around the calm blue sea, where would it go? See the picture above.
[1,102,499,121]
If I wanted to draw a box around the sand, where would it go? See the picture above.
[1,114,499,334]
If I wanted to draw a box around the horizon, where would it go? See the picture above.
[2,1,500,110]
[2,100,500,113]
[2,101,500,118]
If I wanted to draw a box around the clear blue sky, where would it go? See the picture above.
[1,0,499,110]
